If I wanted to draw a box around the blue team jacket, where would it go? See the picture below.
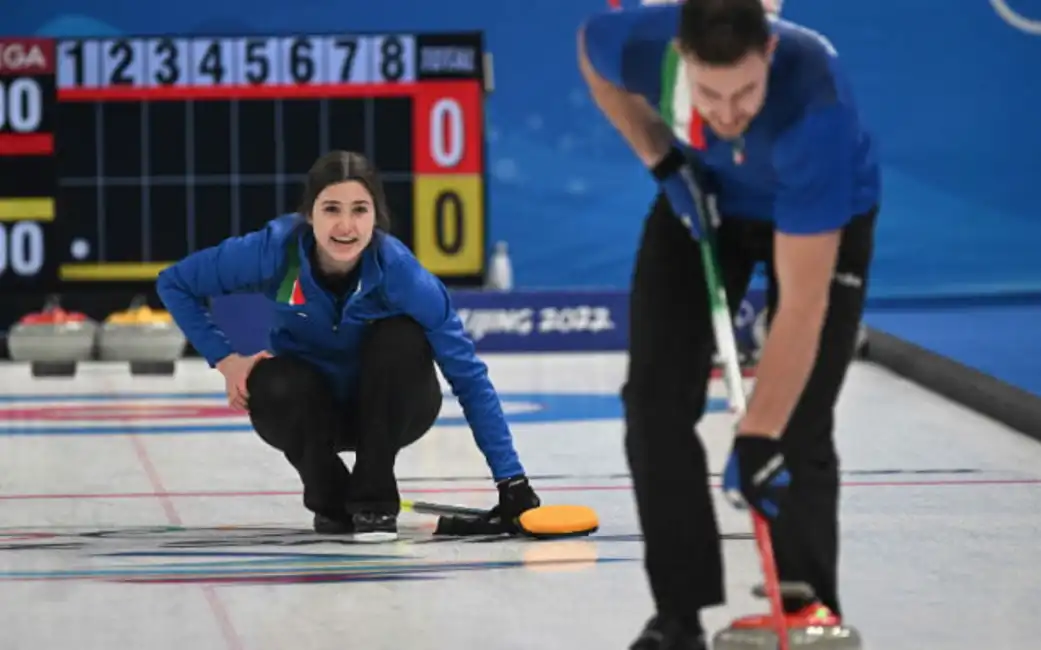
[582,5,881,235]
[155,213,525,481]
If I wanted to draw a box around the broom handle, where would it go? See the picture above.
[683,176,790,650]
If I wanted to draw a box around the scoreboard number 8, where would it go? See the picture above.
[0,79,43,133]
[0,222,45,278]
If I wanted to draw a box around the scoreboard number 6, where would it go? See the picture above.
[0,222,45,278]
[0,79,43,133]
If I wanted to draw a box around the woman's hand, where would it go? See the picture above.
[216,351,272,411]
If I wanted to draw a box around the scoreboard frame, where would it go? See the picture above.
[0,31,493,292]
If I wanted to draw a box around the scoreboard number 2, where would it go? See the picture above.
[0,78,43,133]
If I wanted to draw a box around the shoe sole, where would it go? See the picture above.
[352,531,398,543]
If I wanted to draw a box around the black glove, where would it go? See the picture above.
[493,475,541,530]
[433,475,540,536]
[722,435,791,519]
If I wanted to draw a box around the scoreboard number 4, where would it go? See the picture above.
[0,78,43,133]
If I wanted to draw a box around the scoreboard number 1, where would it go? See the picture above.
[0,79,43,133]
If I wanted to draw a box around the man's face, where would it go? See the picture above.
[683,38,776,140]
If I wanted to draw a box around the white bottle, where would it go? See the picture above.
[487,241,513,291]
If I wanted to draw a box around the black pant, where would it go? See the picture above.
[245,316,443,518]
[622,194,875,624]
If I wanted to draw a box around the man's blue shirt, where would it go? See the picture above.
[583,4,880,234]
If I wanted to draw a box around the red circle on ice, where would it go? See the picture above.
[0,404,241,421]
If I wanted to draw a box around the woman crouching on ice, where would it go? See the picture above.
[156,150,540,542]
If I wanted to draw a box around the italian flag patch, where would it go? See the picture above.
[275,240,305,305]
[659,45,706,150]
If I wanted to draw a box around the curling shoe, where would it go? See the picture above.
[629,615,706,650]
[313,513,354,535]
[352,512,398,542]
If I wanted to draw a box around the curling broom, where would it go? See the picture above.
[401,499,599,539]
[675,163,862,650]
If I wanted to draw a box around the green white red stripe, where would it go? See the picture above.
[659,45,705,149]
[275,241,305,305]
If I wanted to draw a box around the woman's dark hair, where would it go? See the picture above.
[298,150,391,231]
[677,0,771,66]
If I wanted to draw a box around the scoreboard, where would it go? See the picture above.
[0,32,489,291]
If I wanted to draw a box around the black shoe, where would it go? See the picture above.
[629,616,706,650]
[313,513,354,535]
[352,512,398,542]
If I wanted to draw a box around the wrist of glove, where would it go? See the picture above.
[492,475,541,528]
[650,145,705,240]
[722,434,791,519]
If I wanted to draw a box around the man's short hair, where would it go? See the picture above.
[677,0,772,65]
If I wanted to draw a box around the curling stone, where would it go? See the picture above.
[713,582,863,650]
[7,296,97,378]
[97,296,185,376]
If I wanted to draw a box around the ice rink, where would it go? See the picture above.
[1,353,1040,650]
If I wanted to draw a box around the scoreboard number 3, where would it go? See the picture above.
[0,79,43,133]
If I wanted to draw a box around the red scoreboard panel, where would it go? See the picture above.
[0,32,488,291]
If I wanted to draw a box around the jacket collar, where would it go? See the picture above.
[295,227,385,301]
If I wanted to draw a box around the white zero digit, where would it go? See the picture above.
[0,78,43,133]
[430,98,464,169]
[0,222,45,277]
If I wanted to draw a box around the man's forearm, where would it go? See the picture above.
[737,303,827,437]
[578,29,674,168]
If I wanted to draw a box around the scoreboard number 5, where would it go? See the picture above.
[0,79,43,133]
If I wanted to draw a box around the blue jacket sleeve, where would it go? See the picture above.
[156,221,285,367]
[581,5,678,103]
[772,104,857,235]
[384,260,525,482]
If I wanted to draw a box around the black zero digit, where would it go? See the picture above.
[434,190,464,255]
[109,40,134,86]
[244,40,269,84]
[380,36,404,82]
[153,39,180,86]
[289,38,315,83]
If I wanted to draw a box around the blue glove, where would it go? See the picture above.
[723,434,791,518]
[650,145,706,240]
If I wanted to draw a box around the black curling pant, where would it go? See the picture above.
[245,316,443,518]
[622,194,876,623]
